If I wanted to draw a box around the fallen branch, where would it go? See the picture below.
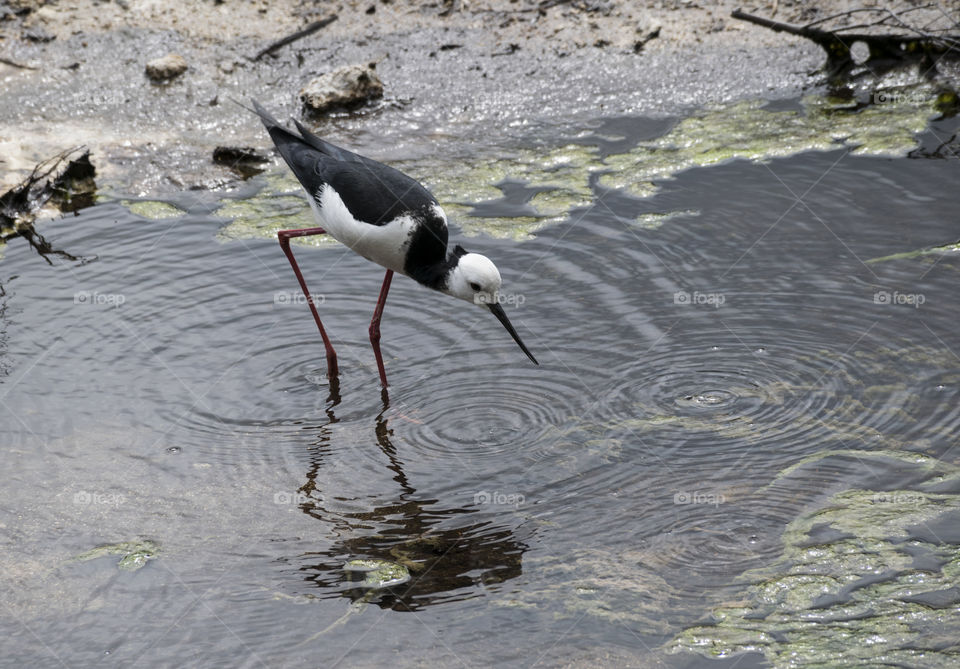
[0,56,38,70]
[1,147,94,264]
[732,8,960,76]
[252,14,338,61]
[1,148,84,222]
[800,5,936,30]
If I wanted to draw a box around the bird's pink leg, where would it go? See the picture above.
[369,269,394,388]
[278,227,338,380]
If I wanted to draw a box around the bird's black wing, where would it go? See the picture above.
[252,99,450,275]
[252,100,440,227]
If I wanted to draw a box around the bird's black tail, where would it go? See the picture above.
[248,99,311,160]
[248,99,354,163]
[248,98,279,127]
[244,99,344,195]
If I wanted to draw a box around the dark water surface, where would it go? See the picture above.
[2,108,959,667]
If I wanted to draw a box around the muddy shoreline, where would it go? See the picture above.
[3,1,957,198]
[0,0,844,195]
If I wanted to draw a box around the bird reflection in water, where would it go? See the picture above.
[290,386,526,611]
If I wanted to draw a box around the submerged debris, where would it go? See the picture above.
[71,540,159,572]
[344,559,411,589]
[299,63,384,113]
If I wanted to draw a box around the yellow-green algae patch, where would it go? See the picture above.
[70,539,159,572]
[398,143,596,239]
[215,172,337,247]
[760,449,958,493]
[462,215,551,241]
[868,241,960,264]
[439,200,549,241]
[123,200,184,220]
[417,143,595,208]
[668,475,960,666]
[221,89,939,242]
[633,209,701,230]
[427,90,935,234]
[493,548,677,634]
[600,90,938,198]
[292,560,411,647]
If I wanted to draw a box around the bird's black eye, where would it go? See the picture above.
[469,282,481,292]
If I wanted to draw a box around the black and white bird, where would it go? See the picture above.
[251,100,538,387]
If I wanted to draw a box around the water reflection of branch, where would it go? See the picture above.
[6,225,86,266]
[909,131,960,159]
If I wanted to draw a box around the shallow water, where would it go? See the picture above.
[2,102,960,667]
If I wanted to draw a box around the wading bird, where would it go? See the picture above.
[252,101,538,387]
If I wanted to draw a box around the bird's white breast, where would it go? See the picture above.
[308,184,416,275]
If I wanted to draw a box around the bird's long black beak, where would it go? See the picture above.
[487,303,539,365]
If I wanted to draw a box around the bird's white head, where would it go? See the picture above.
[444,251,503,306]
[441,246,539,365]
